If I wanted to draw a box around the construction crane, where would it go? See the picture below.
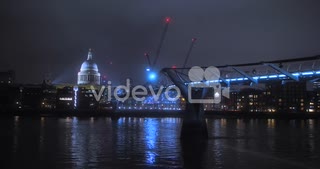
[144,52,152,71]
[143,17,172,82]
[152,17,172,67]
[182,38,197,68]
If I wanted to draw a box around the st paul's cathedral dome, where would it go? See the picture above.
[77,49,101,85]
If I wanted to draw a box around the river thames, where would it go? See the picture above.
[2,117,319,169]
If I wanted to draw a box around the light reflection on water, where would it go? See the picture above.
[1,117,320,169]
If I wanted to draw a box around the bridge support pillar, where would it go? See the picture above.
[181,103,208,139]
[161,68,208,140]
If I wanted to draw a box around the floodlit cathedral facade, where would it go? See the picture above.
[77,49,101,85]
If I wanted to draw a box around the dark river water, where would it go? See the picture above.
[1,116,320,169]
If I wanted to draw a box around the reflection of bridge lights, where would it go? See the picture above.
[146,151,156,164]
[144,119,158,164]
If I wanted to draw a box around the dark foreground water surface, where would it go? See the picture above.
[1,117,320,169]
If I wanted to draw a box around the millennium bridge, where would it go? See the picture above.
[159,55,320,139]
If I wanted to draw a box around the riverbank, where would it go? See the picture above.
[1,109,320,119]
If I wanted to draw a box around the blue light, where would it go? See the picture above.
[302,71,314,75]
[269,75,278,78]
[279,74,286,77]
[146,68,151,72]
[208,80,219,83]
[209,69,320,84]
[148,72,157,81]
[73,86,78,108]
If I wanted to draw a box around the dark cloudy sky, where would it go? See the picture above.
[1,0,320,84]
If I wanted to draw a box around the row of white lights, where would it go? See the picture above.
[118,106,182,111]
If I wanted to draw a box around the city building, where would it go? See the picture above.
[0,84,20,112]
[56,86,74,110]
[0,70,15,85]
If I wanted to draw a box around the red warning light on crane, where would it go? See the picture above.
[165,17,171,24]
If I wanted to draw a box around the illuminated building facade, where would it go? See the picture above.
[56,86,74,110]
[77,49,101,85]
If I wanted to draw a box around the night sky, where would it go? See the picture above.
[1,0,320,84]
